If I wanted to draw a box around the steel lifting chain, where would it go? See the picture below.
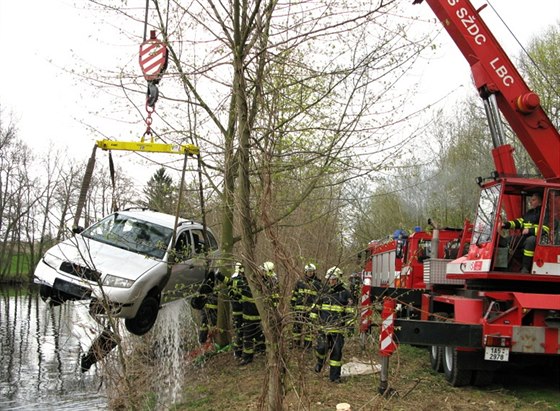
[143,84,158,141]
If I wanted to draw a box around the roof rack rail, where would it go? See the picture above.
[122,207,159,212]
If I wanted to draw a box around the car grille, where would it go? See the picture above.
[60,261,101,282]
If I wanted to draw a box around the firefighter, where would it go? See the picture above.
[238,263,265,365]
[291,263,322,348]
[197,272,218,344]
[311,266,355,383]
[261,261,280,307]
[215,262,246,359]
[502,192,549,272]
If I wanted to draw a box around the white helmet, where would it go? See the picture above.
[261,261,275,273]
[304,263,317,273]
[325,266,342,280]
[234,262,244,276]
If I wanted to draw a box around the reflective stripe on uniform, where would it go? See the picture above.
[321,304,345,313]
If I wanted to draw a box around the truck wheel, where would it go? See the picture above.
[430,346,443,372]
[125,294,160,336]
[472,370,494,387]
[429,313,448,372]
[443,346,472,386]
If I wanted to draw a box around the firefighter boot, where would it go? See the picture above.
[314,361,323,373]
[521,256,533,273]
[239,355,253,366]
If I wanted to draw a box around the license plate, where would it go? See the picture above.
[484,346,509,362]
[53,278,91,299]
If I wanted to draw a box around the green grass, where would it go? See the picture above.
[1,253,34,282]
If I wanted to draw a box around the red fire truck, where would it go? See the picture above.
[376,0,560,391]
[359,221,471,336]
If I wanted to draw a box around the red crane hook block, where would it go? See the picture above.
[139,30,168,82]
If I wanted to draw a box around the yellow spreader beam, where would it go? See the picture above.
[96,139,199,156]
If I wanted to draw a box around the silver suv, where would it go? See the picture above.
[33,208,220,335]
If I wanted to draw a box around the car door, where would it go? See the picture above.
[163,228,207,301]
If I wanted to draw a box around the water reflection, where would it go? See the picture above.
[0,286,199,410]
[0,285,106,410]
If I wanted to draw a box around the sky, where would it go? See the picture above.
[0,0,558,186]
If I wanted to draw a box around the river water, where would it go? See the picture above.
[0,285,198,410]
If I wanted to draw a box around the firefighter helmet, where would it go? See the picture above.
[262,261,275,273]
[304,263,317,272]
[235,262,244,273]
[325,266,342,280]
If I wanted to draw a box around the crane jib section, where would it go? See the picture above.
[418,0,560,181]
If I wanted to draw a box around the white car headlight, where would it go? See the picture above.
[103,274,134,288]
[43,252,63,269]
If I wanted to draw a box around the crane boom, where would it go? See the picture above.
[415,0,560,182]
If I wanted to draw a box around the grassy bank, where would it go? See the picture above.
[176,337,560,410]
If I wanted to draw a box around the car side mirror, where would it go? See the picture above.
[72,225,84,234]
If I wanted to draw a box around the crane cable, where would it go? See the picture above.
[486,1,559,102]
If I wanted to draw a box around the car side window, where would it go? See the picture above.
[175,231,193,260]
[206,231,218,251]
[191,230,205,254]
[190,229,219,253]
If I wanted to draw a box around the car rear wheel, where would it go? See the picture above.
[125,294,160,336]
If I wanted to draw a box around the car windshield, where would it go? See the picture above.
[81,213,174,259]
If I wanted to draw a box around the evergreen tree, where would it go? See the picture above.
[141,167,175,214]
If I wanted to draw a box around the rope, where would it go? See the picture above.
[73,144,97,230]
[108,151,118,212]
[197,154,210,270]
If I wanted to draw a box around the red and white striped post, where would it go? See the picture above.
[359,271,372,334]
[378,297,396,395]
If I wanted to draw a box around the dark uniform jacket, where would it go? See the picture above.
[310,282,355,334]
[291,275,323,312]
[504,205,549,237]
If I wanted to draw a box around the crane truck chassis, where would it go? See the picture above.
[372,0,560,392]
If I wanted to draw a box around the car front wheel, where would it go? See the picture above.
[39,284,63,306]
[125,293,160,336]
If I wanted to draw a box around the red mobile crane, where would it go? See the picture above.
[376,0,560,391]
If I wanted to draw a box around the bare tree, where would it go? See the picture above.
[76,0,434,407]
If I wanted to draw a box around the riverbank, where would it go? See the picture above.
[176,338,560,410]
